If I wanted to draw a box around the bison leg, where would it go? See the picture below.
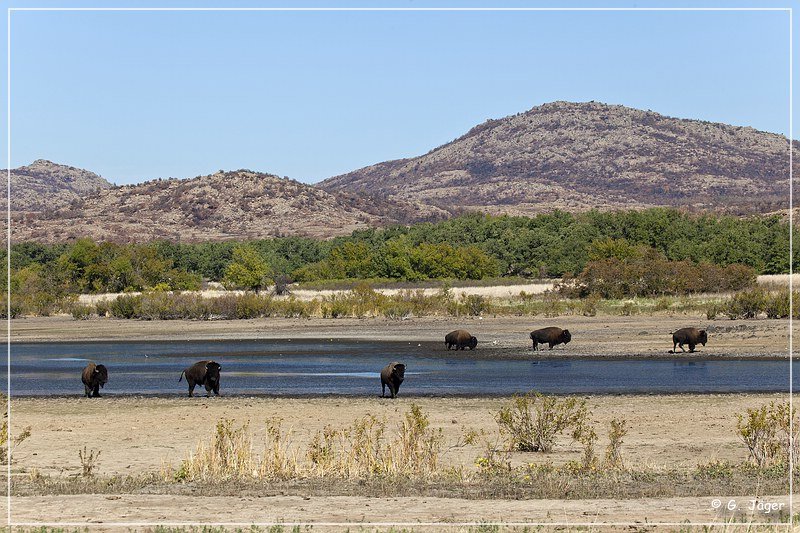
[92,383,101,398]
[205,383,213,397]
[84,384,92,398]
[549,343,554,350]
[678,343,686,353]
[688,344,696,353]
[381,381,386,397]
[187,379,196,397]
[532,341,538,351]
[390,384,397,399]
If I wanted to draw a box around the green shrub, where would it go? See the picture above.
[724,288,767,319]
[580,293,600,317]
[764,290,790,319]
[463,294,488,317]
[95,299,110,317]
[109,295,140,319]
[70,305,93,320]
[736,401,798,468]
[495,392,589,453]
[705,302,721,320]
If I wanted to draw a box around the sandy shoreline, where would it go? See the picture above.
[10,315,791,360]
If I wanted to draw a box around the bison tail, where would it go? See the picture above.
[178,371,184,383]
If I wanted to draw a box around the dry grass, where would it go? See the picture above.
[163,405,443,483]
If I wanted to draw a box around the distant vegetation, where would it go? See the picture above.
[3,208,794,316]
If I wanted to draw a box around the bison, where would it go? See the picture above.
[380,362,406,399]
[530,327,571,351]
[179,360,222,397]
[445,329,478,350]
[81,362,108,398]
[671,328,707,353]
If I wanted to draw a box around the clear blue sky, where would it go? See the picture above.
[1,1,794,185]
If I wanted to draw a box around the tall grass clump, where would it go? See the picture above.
[168,405,443,483]
[175,419,256,481]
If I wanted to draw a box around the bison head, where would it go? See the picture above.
[561,330,572,344]
[468,336,478,349]
[206,361,222,383]
[393,363,406,382]
[94,364,109,388]
[698,330,707,346]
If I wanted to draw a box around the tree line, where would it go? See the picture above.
[5,208,794,297]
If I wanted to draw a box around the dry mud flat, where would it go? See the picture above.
[9,394,793,526]
[10,314,791,359]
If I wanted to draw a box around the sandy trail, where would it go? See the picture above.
[9,493,792,527]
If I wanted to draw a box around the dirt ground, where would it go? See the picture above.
[10,314,791,358]
[9,393,793,526]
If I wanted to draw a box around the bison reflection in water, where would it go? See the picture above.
[670,327,708,353]
[81,362,108,398]
[445,329,478,350]
[380,362,406,399]
[530,327,572,351]
[179,360,222,397]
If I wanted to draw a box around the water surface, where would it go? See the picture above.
[8,339,796,396]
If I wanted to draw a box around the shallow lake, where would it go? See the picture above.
[7,339,797,396]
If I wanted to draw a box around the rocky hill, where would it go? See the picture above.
[320,101,796,216]
[9,159,113,213]
[12,169,412,242]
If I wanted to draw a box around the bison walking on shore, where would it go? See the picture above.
[445,330,478,350]
[179,360,222,397]
[670,328,707,353]
[81,363,108,398]
[381,362,406,399]
[530,327,571,351]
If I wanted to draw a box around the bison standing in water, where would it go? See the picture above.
[179,360,222,397]
[530,327,571,351]
[445,330,478,350]
[81,363,108,398]
[670,328,708,353]
[380,362,406,399]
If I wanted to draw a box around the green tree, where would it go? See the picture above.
[223,245,270,291]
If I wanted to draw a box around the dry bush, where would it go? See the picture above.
[605,418,628,469]
[78,446,101,477]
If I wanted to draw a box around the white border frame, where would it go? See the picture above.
[5,5,795,529]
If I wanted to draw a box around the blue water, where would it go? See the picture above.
[6,340,796,396]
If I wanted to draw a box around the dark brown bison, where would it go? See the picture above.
[380,362,406,399]
[530,327,571,351]
[179,360,222,397]
[670,328,708,353]
[445,329,478,350]
[81,363,108,398]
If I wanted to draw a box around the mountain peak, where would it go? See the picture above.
[321,101,793,216]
